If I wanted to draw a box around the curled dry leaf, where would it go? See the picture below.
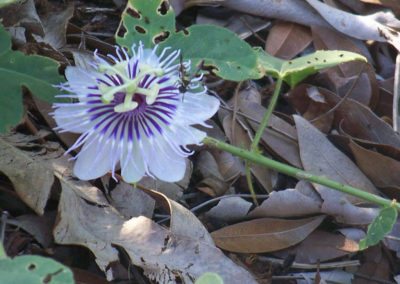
[222,0,400,50]
[248,181,322,218]
[205,196,252,222]
[54,185,257,283]
[0,137,54,215]
[294,115,379,224]
[324,92,400,148]
[196,150,230,196]
[275,230,359,264]
[211,215,325,253]
[139,188,214,245]
[33,4,74,49]
[305,0,400,50]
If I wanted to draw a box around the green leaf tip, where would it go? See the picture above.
[0,23,64,133]
[195,272,224,284]
[257,49,367,87]
[359,205,398,250]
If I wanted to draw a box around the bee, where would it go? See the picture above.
[178,54,205,100]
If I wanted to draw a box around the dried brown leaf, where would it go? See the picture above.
[211,215,325,253]
[265,21,312,60]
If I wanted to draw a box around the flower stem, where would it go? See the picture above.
[203,136,400,211]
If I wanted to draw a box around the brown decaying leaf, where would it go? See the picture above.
[54,185,257,283]
[0,138,54,215]
[275,230,359,264]
[248,181,322,218]
[354,246,392,284]
[294,115,379,224]
[8,213,56,248]
[265,21,312,60]
[211,215,325,253]
[349,139,400,189]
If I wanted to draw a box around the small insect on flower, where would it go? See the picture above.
[52,43,220,183]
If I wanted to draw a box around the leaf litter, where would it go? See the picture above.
[2,0,400,283]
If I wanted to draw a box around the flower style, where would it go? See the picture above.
[52,43,220,183]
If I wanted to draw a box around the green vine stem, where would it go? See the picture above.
[203,136,400,211]
[250,77,284,152]
[245,77,284,203]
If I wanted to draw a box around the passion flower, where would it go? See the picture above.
[52,43,219,182]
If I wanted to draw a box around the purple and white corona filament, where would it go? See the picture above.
[52,43,219,182]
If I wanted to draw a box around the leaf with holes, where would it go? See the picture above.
[116,1,261,81]
[116,0,175,48]
[281,50,366,87]
[0,255,74,284]
[359,205,398,250]
[257,50,367,87]
[0,24,64,133]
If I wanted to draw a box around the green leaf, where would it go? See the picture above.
[195,272,224,284]
[255,47,282,79]
[281,50,366,87]
[116,0,175,49]
[116,1,261,81]
[160,25,261,81]
[0,24,64,133]
[0,0,21,9]
[0,255,74,284]
[359,205,398,250]
[257,50,367,87]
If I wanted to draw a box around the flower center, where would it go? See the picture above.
[98,62,164,113]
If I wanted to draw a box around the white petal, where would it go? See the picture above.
[53,106,94,133]
[120,143,146,183]
[73,136,112,180]
[146,137,186,182]
[176,94,220,126]
[65,66,98,93]
[165,126,206,147]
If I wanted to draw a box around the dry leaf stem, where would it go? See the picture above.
[203,136,400,211]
